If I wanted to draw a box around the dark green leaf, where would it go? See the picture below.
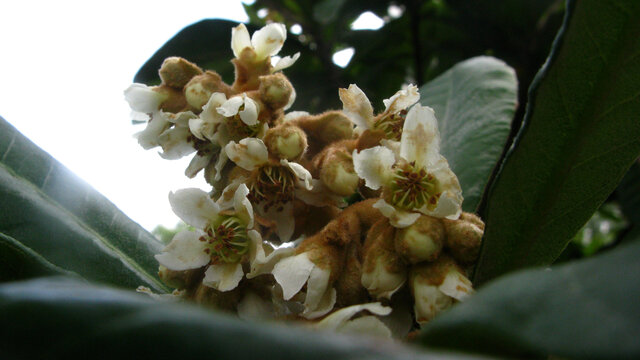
[313,0,347,24]
[0,117,167,291]
[475,0,640,284]
[0,277,486,360]
[617,159,640,228]
[419,56,517,212]
[0,232,76,281]
[419,233,640,359]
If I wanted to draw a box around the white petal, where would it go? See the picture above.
[339,84,374,130]
[233,183,254,228]
[272,252,315,300]
[202,262,244,292]
[382,84,419,115]
[154,230,209,271]
[400,105,440,168]
[168,188,220,229]
[239,95,259,126]
[302,286,336,319]
[284,111,309,122]
[337,316,392,338]
[166,111,196,126]
[184,152,212,179]
[212,147,229,182]
[352,147,395,190]
[302,265,332,317]
[231,23,252,58]
[361,255,406,299]
[259,201,295,242]
[284,85,296,111]
[281,159,312,190]
[135,112,170,150]
[417,156,463,220]
[412,283,452,324]
[158,126,195,160]
[315,303,391,330]
[217,95,244,117]
[251,23,286,60]
[225,138,268,171]
[272,52,300,73]
[438,270,473,301]
[237,291,275,321]
[247,230,294,278]
[373,199,420,228]
[295,179,346,208]
[124,83,165,113]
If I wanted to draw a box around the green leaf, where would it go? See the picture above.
[475,0,640,284]
[419,232,640,359]
[0,277,487,360]
[419,56,518,212]
[617,159,640,228]
[0,117,167,291]
[0,232,77,281]
[571,202,627,256]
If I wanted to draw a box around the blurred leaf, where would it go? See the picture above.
[419,231,640,359]
[571,202,627,256]
[152,222,190,244]
[617,159,640,227]
[0,232,76,281]
[419,56,517,212]
[0,117,167,291]
[0,277,487,360]
[475,0,640,284]
[313,0,347,24]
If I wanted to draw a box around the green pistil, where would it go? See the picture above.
[389,162,440,211]
[200,216,249,264]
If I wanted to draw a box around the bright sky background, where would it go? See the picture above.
[0,1,386,232]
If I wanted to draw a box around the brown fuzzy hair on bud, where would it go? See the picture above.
[361,219,407,300]
[159,57,203,89]
[158,265,204,290]
[232,51,272,93]
[153,85,188,113]
[192,282,242,312]
[184,70,233,111]
[314,143,359,197]
[395,215,445,264]
[263,123,308,161]
[259,73,294,110]
[291,111,354,156]
[442,212,484,264]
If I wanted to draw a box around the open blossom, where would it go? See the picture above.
[353,104,463,228]
[155,185,291,292]
[339,84,419,139]
[225,137,313,242]
[124,83,170,149]
[231,23,300,72]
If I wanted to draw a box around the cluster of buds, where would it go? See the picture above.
[126,22,484,338]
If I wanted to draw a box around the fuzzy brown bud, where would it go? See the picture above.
[259,73,294,110]
[263,124,307,160]
[192,282,241,312]
[443,212,484,264]
[153,85,187,113]
[159,57,203,88]
[361,219,407,300]
[158,265,203,290]
[395,215,445,264]
[319,147,359,196]
[185,71,232,110]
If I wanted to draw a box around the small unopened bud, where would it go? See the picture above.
[443,212,484,264]
[158,265,202,290]
[319,148,359,196]
[263,124,307,160]
[159,57,203,88]
[409,256,473,324]
[259,73,294,110]
[185,71,232,110]
[395,215,444,264]
[362,220,406,300]
[315,111,354,144]
[153,85,187,113]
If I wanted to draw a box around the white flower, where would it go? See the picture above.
[313,302,393,338]
[225,137,314,242]
[272,252,336,319]
[231,23,300,71]
[125,83,171,150]
[352,105,463,227]
[155,185,287,292]
[339,84,419,138]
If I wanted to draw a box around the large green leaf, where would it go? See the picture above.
[419,56,517,212]
[0,277,486,360]
[419,231,640,359]
[0,232,76,281]
[474,0,640,284]
[0,117,167,291]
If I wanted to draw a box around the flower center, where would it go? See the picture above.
[227,106,262,139]
[249,165,296,212]
[199,216,249,264]
[187,134,215,156]
[388,162,440,211]
[373,109,407,140]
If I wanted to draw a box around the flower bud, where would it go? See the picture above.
[263,124,307,160]
[193,281,241,312]
[319,148,359,196]
[443,212,484,264]
[185,71,232,110]
[315,111,354,144]
[259,73,294,110]
[361,220,406,300]
[395,215,444,264]
[159,57,203,88]
[152,85,187,113]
